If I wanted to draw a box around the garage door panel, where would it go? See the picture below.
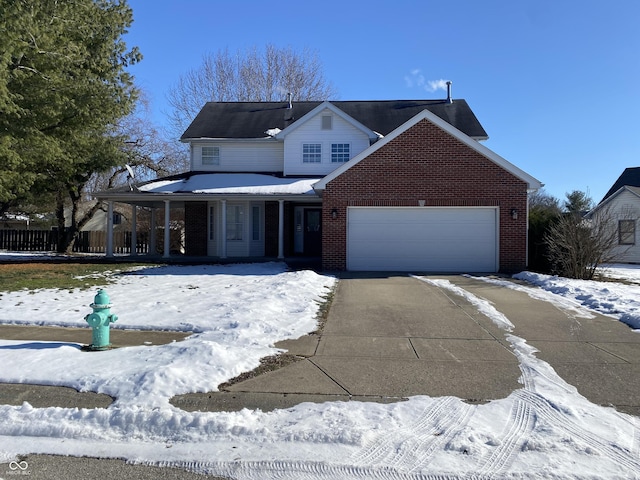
[347,207,497,272]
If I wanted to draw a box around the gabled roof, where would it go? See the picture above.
[313,109,542,191]
[181,100,489,141]
[601,167,640,203]
[590,185,640,216]
[274,101,378,140]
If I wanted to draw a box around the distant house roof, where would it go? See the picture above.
[601,167,640,202]
[181,100,489,141]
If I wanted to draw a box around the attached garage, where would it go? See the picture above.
[347,207,498,272]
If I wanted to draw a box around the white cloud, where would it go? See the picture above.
[405,70,449,93]
[426,78,449,92]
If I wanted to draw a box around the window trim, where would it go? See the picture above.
[202,146,220,166]
[618,219,636,245]
[302,143,322,163]
[331,143,350,163]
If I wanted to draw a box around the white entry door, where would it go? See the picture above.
[347,207,498,272]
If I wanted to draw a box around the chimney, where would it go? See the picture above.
[445,81,453,104]
[284,92,294,127]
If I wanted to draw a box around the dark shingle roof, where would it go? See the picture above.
[601,167,640,202]
[181,100,488,141]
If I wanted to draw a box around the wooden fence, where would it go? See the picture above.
[0,229,150,254]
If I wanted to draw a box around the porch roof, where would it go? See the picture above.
[95,173,322,207]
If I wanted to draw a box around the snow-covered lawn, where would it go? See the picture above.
[0,256,639,478]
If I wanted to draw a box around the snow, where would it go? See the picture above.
[139,173,320,195]
[1,257,640,478]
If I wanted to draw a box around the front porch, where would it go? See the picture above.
[100,198,323,262]
[95,172,324,262]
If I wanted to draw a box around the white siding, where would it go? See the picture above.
[283,108,371,176]
[602,190,640,263]
[192,141,283,172]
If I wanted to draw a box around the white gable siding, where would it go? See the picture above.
[283,109,371,176]
[191,141,284,172]
[602,189,640,263]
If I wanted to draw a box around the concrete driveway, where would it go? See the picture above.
[176,273,640,416]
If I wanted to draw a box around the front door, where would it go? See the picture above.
[303,208,322,255]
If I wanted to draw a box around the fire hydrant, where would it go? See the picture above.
[85,289,118,351]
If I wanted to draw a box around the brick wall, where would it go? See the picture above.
[322,118,528,272]
[184,202,208,256]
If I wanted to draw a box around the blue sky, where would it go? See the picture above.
[124,0,640,204]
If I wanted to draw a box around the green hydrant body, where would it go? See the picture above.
[85,289,118,351]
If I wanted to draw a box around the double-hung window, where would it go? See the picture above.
[331,143,350,163]
[302,143,322,163]
[202,146,220,165]
[619,219,636,245]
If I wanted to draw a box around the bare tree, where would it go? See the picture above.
[544,191,627,279]
[58,94,186,253]
[166,44,337,137]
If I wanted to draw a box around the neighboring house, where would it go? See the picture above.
[590,167,640,263]
[96,95,542,272]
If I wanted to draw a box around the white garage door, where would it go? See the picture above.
[347,207,498,272]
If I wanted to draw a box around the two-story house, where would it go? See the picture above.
[96,94,542,272]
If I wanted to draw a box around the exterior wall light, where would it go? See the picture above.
[331,208,338,219]
[511,208,518,220]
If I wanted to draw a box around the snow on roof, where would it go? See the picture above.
[139,173,320,195]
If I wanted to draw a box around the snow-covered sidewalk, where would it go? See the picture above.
[0,260,639,478]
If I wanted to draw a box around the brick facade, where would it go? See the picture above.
[321,118,528,272]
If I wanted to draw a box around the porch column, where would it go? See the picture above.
[150,208,157,255]
[220,199,227,259]
[163,199,171,258]
[278,199,284,260]
[130,205,137,256]
[106,201,114,257]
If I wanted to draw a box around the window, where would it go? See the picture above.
[619,219,636,245]
[209,206,215,241]
[112,212,122,225]
[202,146,220,165]
[252,206,260,241]
[321,115,332,130]
[331,143,350,163]
[226,205,244,241]
[302,143,322,163]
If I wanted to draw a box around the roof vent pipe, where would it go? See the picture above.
[284,93,294,127]
[446,81,453,104]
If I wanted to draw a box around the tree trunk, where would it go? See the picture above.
[55,190,79,254]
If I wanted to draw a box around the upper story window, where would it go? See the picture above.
[302,143,322,163]
[321,115,332,130]
[619,219,636,245]
[331,143,350,163]
[202,146,220,165]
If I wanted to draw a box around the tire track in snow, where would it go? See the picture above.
[350,396,473,471]
[515,389,640,473]
[474,397,534,476]
[157,459,478,479]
